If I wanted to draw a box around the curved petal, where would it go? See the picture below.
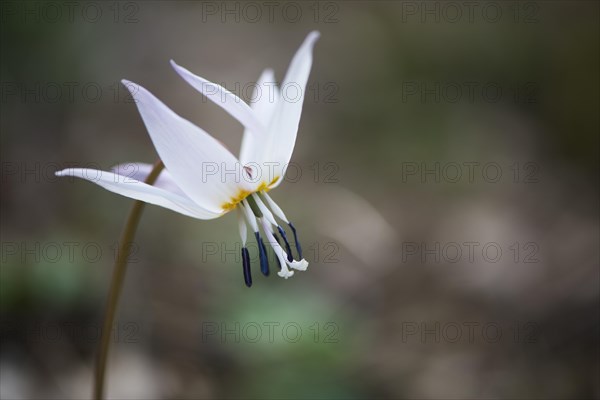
[122,80,256,213]
[170,60,266,137]
[55,168,221,220]
[240,69,280,166]
[262,31,320,188]
[249,69,280,124]
[111,162,187,197]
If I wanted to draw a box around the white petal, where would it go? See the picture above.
[250,69,280,124]
[261,31,320,187]
[122,80,255,213]
[170,60,266,137]
[240,69,280,165]
[111,162,187,197]
[56,168,221,220]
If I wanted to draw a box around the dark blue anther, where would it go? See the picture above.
[277,226,294,262]
[260,240,270,276]
[241,247,252,287]
[288,222,303,259]
[255,231,270,276]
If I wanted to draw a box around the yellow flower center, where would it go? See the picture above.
[220,176,280,212]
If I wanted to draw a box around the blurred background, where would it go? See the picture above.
[1,1,598,399]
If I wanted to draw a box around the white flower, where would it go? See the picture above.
[56,32,320,287]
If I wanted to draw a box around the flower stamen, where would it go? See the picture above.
[241,247,252,287]
[259,219,308,278]
[276,226,294,262]
[255,230,270,276]
[237,207,252,287]
[288,222,303,259]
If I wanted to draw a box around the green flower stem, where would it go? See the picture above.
[94,159,165,400]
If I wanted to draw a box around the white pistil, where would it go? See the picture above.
[262,218,276,235]
[259,219,308,278]
[260,192,289,223]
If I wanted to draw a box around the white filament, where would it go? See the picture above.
[260,192,289,223]
[240,200,259,232]
[251,193,278,227]
[237,207,248,245]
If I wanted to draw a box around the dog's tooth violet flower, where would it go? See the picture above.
[56,32,319,287]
